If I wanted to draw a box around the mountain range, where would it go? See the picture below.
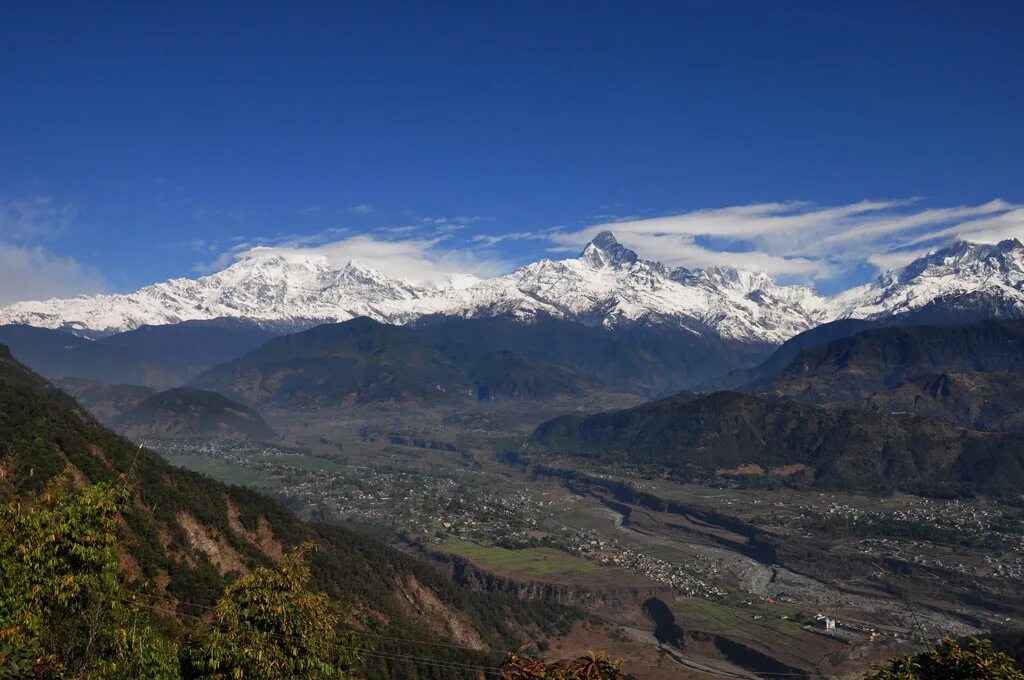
[6,233,1024,346]
[751,319,1024,403]
[0,319,283,388]
[188,315,759,406]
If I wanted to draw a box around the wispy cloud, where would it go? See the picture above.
[0,197,104,304]
[346,203,375,215]
[204,231,513,287]
[191,198,1024,294]
[545,198,1024,284]
[0,196,78,244]
[471,230,549,247]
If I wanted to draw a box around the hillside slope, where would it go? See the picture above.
[860,372,1024,432]
[0,324,181,387]
[0,319,284,388]
[112,387,279,441]
[192,315,764,406]
[55,377,155,424]
[0,344,573,678]
[191,316,587,406]
[534,390,1024,496]
[95,317,284,377]
[751,320,1024,404]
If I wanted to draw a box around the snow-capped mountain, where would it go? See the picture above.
[0,252,432,336]
[407,232,829,344]
[0,232,829,344]
[4,233,1024,345]
[830,239,1024,321]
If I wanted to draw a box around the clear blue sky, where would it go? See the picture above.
[1,1,1022,300]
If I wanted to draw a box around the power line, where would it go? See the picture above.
[121,589,904,679]
[124,589,495,655]
[135,598,507,677]
[871,561,929,646]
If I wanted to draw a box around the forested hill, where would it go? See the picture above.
[111,386,279,441]
[0,343,574,678]
[751,319,1024,404]
[534,390,1024,497]
[189,315,765,406]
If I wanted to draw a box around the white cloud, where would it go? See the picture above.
[0,243,105,305]
[547,198,1024,282]
[902,208,1024,247]
[0,197,103,305]
[231,234,513,287]
[471,231,548,247]
[0,196,77,243]
[866,248,933,272]
[605,232,833,278]
[346,203,375,215]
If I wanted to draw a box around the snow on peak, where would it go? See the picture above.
[830,238,1024,320]
[892,238,1024,284]
[5,236,1024,344]
[578,231,640,268]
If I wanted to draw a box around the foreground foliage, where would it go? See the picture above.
[500,650,632,679]
[865,637,1024,679]
[0,478,362,679]
[0,341,579,678]
[193,544,365,679]
[0,477,179,678]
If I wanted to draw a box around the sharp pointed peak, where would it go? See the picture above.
[579,231,639,267]
[589,230,621,248]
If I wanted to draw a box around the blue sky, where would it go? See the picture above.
[1,1,1022,303]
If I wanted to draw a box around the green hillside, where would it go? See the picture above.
[0,343,575,678]
[752,320,1024,404]
[112,387,278,441]
[535,390,1024,496]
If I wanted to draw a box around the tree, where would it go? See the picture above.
[500,650,630,679]
[570,650,626,679]
[195,543,366,679]
[865,637,1024,680]
[0,472,180,679]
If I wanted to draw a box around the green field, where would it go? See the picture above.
[677,597,810,647]
[163,454,278,490]
[252,452,347,473]
[443,539,599,577]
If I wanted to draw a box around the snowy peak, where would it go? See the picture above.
[5,234,1024,345]
[579,231,640,268]
[699,266,776,294]
[832,238,1024,321]
[893,238,1024,284]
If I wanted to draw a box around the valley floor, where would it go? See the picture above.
[151,396,1024,679]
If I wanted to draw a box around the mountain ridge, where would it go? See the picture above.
[533,389,1024,497]
[188,315,760,405]
[5,234,1024,346]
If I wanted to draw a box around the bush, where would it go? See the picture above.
[865,637,1024,679]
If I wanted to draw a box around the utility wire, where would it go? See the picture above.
[122,591,872,679]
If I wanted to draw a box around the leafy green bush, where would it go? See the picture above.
[865,637,1024,679]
